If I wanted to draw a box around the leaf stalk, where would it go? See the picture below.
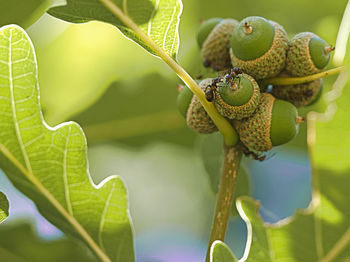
[98,0,238,146]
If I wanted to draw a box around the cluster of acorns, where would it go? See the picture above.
[177,16,334,158]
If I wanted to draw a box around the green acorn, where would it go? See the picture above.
[201,18,239,71]
[186,79,218,134]
[272,73,323,107]
[214,73,260,120]
[285,32,334,76]
[197,18,223,48]
[230,16,289,80]
[235,93,302,152]
[177,84,194,117]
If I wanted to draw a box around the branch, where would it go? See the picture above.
[206,144,242,262]
[98,0,238,146]
[261,67,344,86]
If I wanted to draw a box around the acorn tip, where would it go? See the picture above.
[296,116,305,124]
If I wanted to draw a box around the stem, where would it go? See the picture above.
[99,0,238,146]
[206,144,242,262]
[261,67,344,86]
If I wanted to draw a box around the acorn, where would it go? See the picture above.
[213,72,260,120]
[285,32,334,76]
[235,93,302,152]
[197,17,223,48]
[201,18,239,71]
[186,79,218,134]
[230,16,289,80]
[272,73,323,107]
[177,84,194,117]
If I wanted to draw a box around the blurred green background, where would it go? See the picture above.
[0,0,348,261]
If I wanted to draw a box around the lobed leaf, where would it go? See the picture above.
[210,240,238,262]
[48,0,182,59]
[0,192,9,223]
[0,24,134,262]
[226,67,350,261]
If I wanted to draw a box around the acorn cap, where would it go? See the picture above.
[272,76,323,107]
[236,93,300,151]
[202,18,239,71]
[186,79,218,134]
[177,85,194,117]
[214,73,260,119]
[285,32,334,76]
[230,17,289,79]
[197,17,223,48]
[308,83,324,106]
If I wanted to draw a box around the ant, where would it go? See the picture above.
[226,67,243,81]
[205,77,221,102]
[205,67,244,102]
[225,67,243,87]
[240,143,275,162]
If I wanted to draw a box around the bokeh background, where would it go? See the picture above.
[0,0,348,261]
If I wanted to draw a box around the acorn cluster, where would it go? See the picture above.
[177,16,334,158]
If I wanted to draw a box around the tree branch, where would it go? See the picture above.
[206,144,242,262]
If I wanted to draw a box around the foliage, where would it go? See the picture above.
[210,240,237,262]
[48,0,182,59]
[0,25,133,262]
[0,192,9,223]
[0,222,96,262]
[0,0,50,28]
[0,0,349,261]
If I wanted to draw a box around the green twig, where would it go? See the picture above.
[261,67,344,86]
[98,0,238,146]
[206,144,242,262]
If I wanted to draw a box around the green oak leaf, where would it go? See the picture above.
[48,0,182,59]
[210,240,238,262]
[227,51,350,262]
[0,0,51,28]
[0,222,97,262]
[0,192,9,223]
[199,133,251,216]
[0,25,134,262]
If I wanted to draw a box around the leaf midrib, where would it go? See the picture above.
[3,28,111,262]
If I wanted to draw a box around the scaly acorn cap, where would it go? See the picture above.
[202,18,239,71]
[285,32,334,76]
[230,16,289,80]
[214,73,260,120]
[272,73,323,107]
[235,93,300,152]
[186,79,218,134]
[197,17,223,48]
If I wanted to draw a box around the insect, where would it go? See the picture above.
[240,143,275,162]
[205,77,221,102]
[225,67,243,87]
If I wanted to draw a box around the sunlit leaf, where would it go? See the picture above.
[0,192,9,223]
[48,0,182,59]
[0,0,50,28]
[210,240,237,262]
[0,25,134,262]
